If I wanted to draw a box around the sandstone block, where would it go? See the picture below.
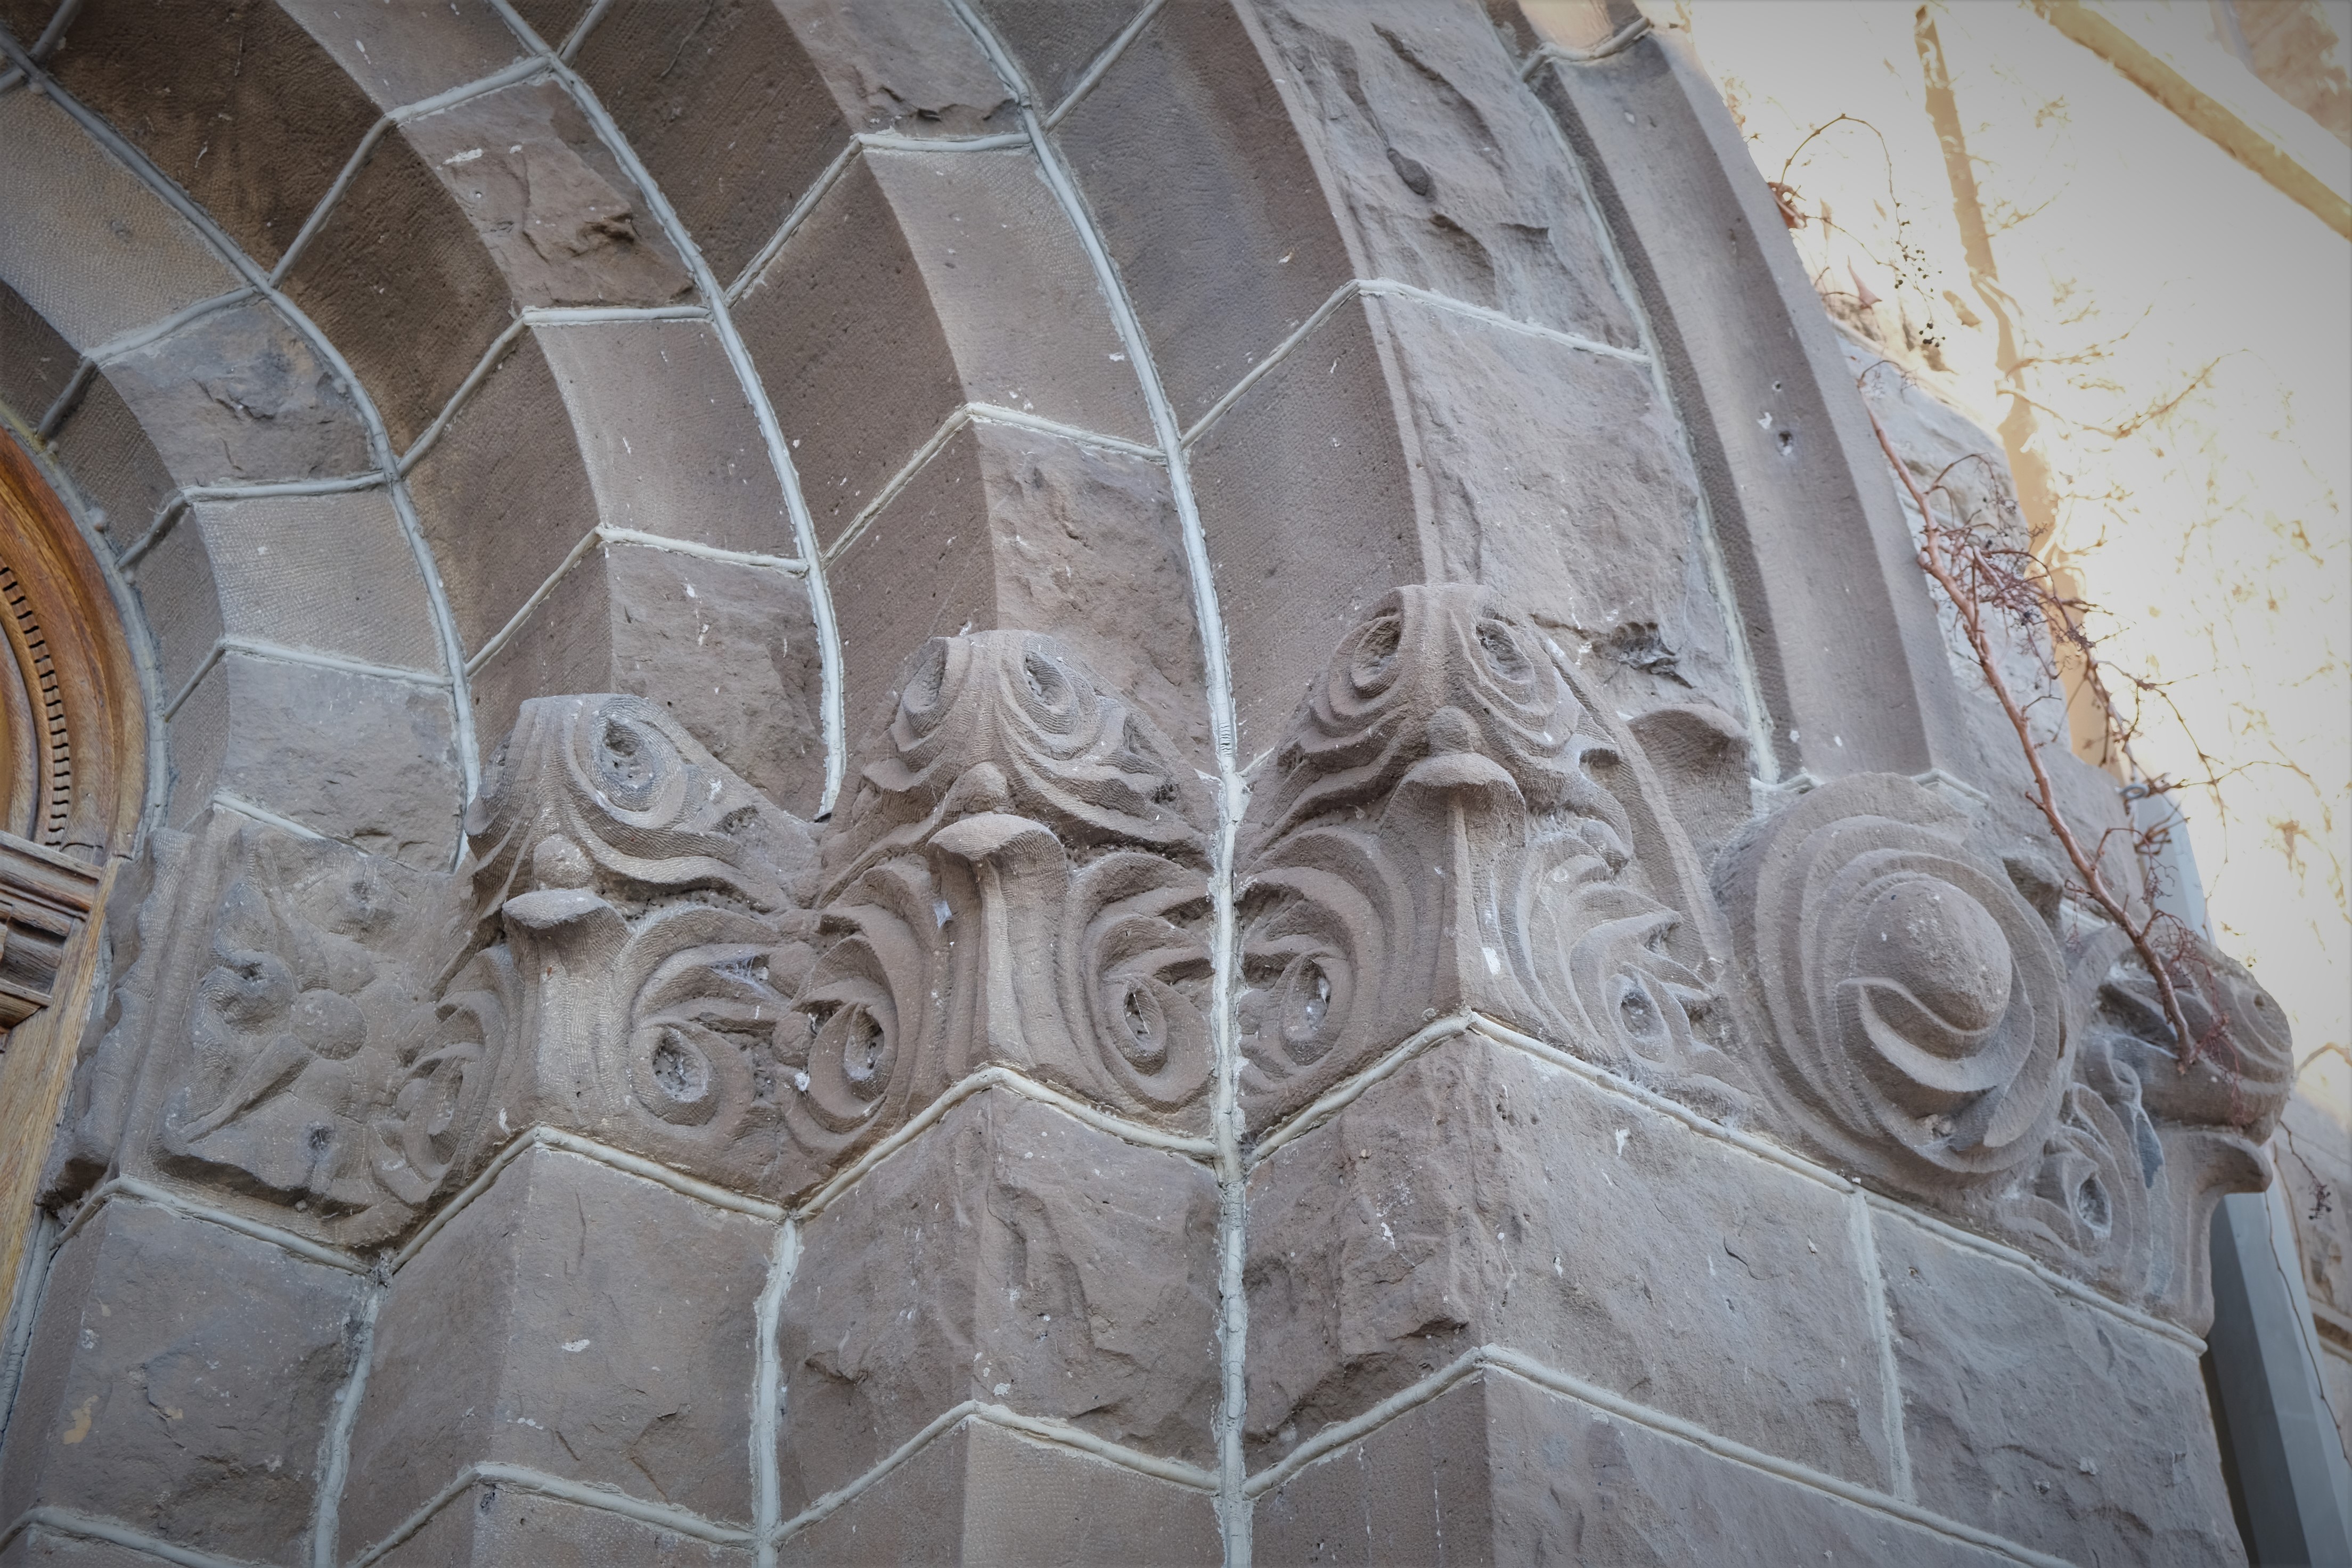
[50,0,380,267]
[208,652,464,870]
[861,146,1150,444]
[193,492,446,676]
[280,126,512,451]
[96,297,372,486]
[737,159,966,549]
[339,1145,778,1554]
[0,277,79,422]
[467,541,826,818]
[1877,1208,2244,1565]
[375,1484,750,1567]
[1246,1031,1894,1487]
[0,88,241,353]
[405,331,598,653]
[778,1418,1222,1566]
[778,1090,1220,1513]
[827,418,1207,766]
[1254,1369,2013,1566]
[1186,299,1419,757]
[399,80,693,309]
[123,512,223,700]
[535,319,797,560]
[1251,0,1639,350]
[281,0,525,112]
[574,0,849,286]
[46,376,175,546]
[1051,0,1356,424]
[0,1200,368,1566]
[775,0,1014,137]
[966,0,1144,113]
[0,1523,186,1566]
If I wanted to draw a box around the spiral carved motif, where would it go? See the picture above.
[1724,774,2069,1183]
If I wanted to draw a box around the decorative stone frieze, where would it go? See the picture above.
[1235,584,1742,1130]
[1716,772,2071,1187]
[783,631,1218,1189]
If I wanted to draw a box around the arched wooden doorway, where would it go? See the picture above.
[0,432,144,1336]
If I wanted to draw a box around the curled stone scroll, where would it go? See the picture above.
[1236,584,1743,1131]
[779,632,1218,1193]
[1716,773,2071,1188]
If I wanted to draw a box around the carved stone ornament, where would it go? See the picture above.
[1716,773,2071,1188]
[1971,921,2294,1327]
[1235,584,1742,1130]
[781,631,1217,1190]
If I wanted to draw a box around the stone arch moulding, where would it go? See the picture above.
[0,429,143,1350]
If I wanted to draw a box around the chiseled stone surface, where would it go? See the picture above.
[0,1525,187,1567]
[1253,1370,2015,1566]
[48,0,380,268]
[0,279,81,431]
[966,0,1142,113]
[340,1146,776,1554]
[572,0,850,288]
[0,1201,368,1567]
[193,492,446,676]
[281,0,525,112]
[375,1485,750,1567]
[1878,1210,2246,1566]
[122,510,224,700]
[778,1419,1222,1566]
[1246,1032,1895,1489]
[777,0,1015,138]
[778,1091,1221,1514]
[47,374,177,545]
[827,417,1208,766]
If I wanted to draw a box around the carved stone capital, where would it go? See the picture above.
[1717,773,2072,1188]
[1236,585,1741,1131]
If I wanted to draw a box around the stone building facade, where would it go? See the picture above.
[0,1,2332,1563]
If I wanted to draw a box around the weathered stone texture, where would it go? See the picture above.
[45,375,176,545]
[96,298,373,485]
[1246,1033,1893,1487]
[779,1091,1220,1513]
[122,511,223,699]
[0,1202,368,1566]
[776,0,1014,138]
[965,0,1140,113]
[398,80,694,309]
[778,1419,1222,1566]
[0,88,241,353]
[192,492,445,675]
[280,0,525,111]
[0,279,80,423]
[341,1146,775,1551]
[1878,1210,2245,1565]
[280,127,512,451]
[1052,0,1356,426]
[828,419,1207,763]
[376,1486,752,1566]
[535,319,796,559]
[1253,1371,2014,1566]
[1252,0,1640,349]
[573,0,850,287]
[48,0,380,268]
[0,1524,192,1566]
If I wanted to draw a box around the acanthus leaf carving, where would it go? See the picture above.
[1235,584,1744,1131]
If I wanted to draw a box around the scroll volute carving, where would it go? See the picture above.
[1987,924,2293,1327]
[456,694,819,1195]
[782,632,1216,1190]
[1235,584,1742,1130]
[1716,774,2072,1188]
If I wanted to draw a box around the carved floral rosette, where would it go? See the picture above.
[1717,773,2071,1187]
[1235,584,1744,1129]
[778,631,1218,1193]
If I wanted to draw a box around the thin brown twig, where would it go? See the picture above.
[1860,394,2204,1064]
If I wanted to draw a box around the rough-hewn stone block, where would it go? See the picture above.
[778,1418,1222,1566]
[1052,0,1354,425]
[97,297,373,486]
[193,492,445,675]
[574,0,849,287]
[339,1145,777,1554]
[966,0,1142,114]
[775,0,1013,138]
[1253,1369,2014,1566]
[0,1200,369,1566]
[778,1090,1220,1513]
[50,0,380,268]
[1246,1031,1896,1488]
[1877,1208,2245,1565]
[281,0,524,112]
[47,375,175,549]
[827,418,1207,766]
